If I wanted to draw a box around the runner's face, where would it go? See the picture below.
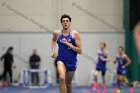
[61,18,71,30]
[100,43,105,50]
[118,48,123,54]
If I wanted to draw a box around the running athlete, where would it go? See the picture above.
[114,46,131,92]
[51,14,82,93]
[93,42,110,93]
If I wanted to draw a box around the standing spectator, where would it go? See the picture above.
[0,46,15,84]
[29,49,41,85]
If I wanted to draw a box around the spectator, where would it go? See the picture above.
[29,49,41,85]
[0,46,15,84]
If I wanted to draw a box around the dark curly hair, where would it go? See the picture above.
[60,14,71,23]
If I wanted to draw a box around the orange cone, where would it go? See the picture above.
[2,81,8,87]
[113,88,117,93]
[130,87,134,93]
[96,89,100,93]
[85,90,90,93]
[0,82,2,86]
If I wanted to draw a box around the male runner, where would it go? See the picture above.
[114,46,131,92]
[93,42,110,93]
[51,14,82,93]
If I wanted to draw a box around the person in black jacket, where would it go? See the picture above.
[0,46,15,84]
[29,49,41,85]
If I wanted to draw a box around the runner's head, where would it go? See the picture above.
[60,14,71,30]
[99,41,106,50]
[118,46,124,55]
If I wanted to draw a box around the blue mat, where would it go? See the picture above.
[0,86,139,93]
